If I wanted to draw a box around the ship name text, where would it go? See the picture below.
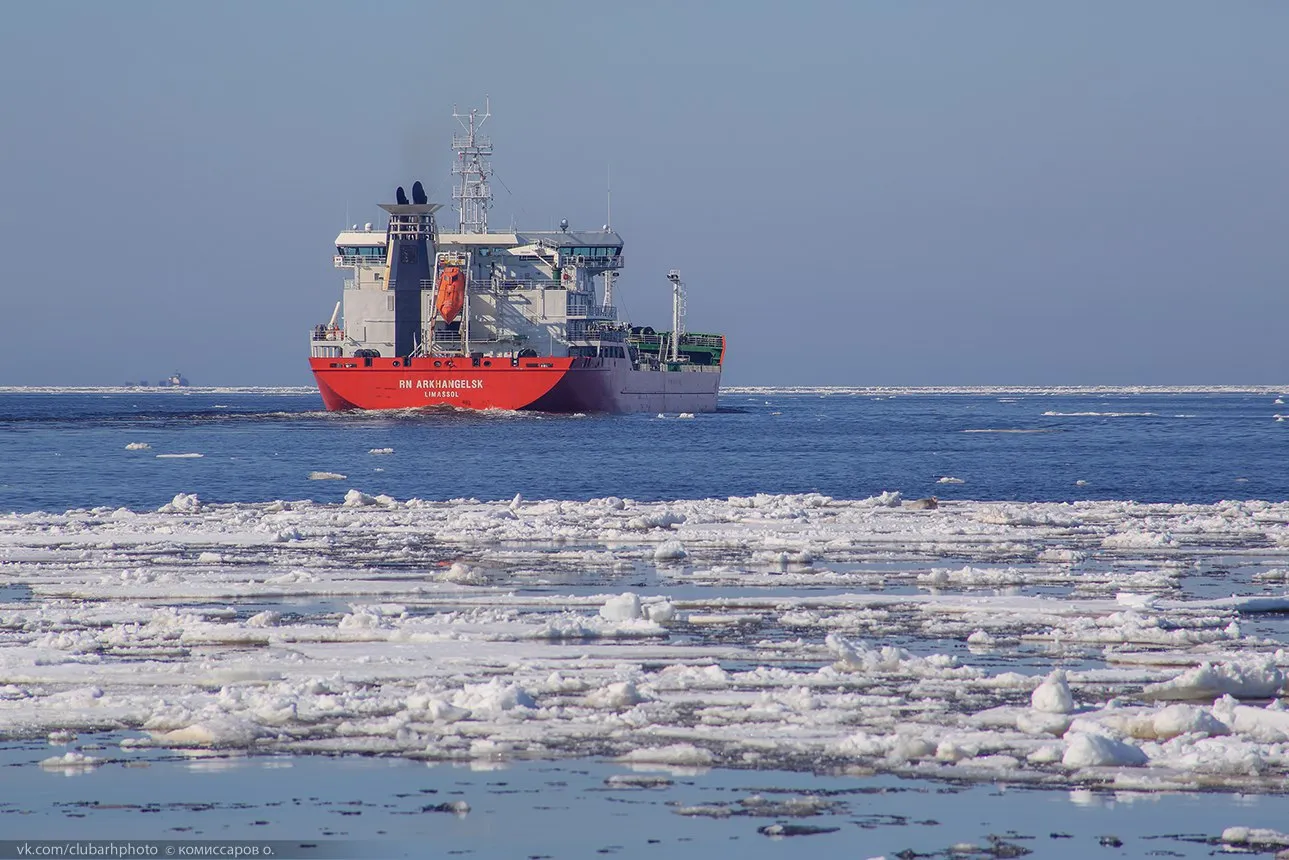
[398,378,485,391]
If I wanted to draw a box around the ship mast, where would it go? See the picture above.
[603,165,615,310]
[451,99,493,234]
[667,269,686,363]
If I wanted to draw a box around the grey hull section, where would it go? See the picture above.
[526,363,720,413]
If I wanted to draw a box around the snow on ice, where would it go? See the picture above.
[0,492,1288,791]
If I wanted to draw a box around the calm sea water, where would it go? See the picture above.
[0,389,1285,513]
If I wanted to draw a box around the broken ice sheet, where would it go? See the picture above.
[0,492,1287,791]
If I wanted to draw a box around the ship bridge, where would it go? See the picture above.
[435,230,622,264]
[514,230,623,271]
[334,224,386,267]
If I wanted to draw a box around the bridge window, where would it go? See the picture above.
[565,246,621,260]
[337,246,386,259]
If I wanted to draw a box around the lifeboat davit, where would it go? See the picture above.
[436,266,465,323]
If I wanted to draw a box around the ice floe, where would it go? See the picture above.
[39,751,103,771]
[0,491,1287,790]
[1062,732,1148,768]
[1222,826,1289,848]
[1144,659,1287,701]
[1031,670,1076,714]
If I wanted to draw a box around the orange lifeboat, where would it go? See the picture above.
[435,266,465,323]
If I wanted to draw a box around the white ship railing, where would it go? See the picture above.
[560,255,624,269]
[452,134,492,150]
[567,321,626,341]
[310,326,346,342]
[566,297,617,319]
[334,254,387,267]
[629,332,724,350]
[491,278,557,291]
[430,336,463,354]
[309,327,346,358]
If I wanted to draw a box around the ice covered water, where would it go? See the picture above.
[2,488,1289,792]
[5,388,1289,855]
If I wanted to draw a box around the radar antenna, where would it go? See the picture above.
[451,98,493,234]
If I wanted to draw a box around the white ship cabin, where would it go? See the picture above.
[314,222,634,364]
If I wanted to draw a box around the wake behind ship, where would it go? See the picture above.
[308,103,724,413]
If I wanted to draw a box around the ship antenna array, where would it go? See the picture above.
[667,269,686,363]
[602,164,615,310]
[451,97,493,234]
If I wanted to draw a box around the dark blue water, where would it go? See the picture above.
[1,390,1286,513]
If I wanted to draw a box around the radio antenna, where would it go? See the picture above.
[451,96,493,234]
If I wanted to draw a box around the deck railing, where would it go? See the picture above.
[334,254,386,267]
[629,332,724,350]
[310,326,346,342]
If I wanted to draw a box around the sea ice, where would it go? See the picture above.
[158,493,201,513]
[653,540,687,560]
[1222,827,1289,848]
[620,744,715,767]
[1031,671,1076,714]
[1062,732,1147,768]
[440,562,486,585]
[451,679,536,716]
[1144,659,1287,701]
[586,681,643,708]
[39,751,102,770]
[600,592,643,621]
[1149,704,1229,740]
[155,717,268,747]
[1,490,1287,789]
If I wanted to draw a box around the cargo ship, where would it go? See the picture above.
[308,103,725,413]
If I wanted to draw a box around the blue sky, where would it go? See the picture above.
[1,1,1286,385]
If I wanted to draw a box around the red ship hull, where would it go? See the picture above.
[310,355,720,413]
